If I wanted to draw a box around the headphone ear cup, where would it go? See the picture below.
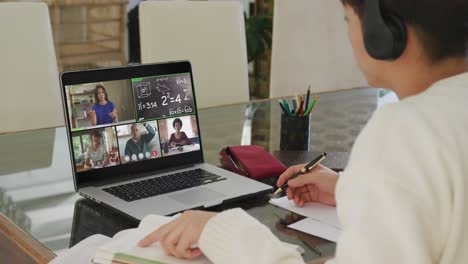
[363,3,408,60]
[383,12,408,59]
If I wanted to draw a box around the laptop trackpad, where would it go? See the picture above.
[169,188,225,206]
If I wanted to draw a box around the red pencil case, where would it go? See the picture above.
[219,145,287,180]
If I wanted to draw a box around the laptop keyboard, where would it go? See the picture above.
[103,169,227,202]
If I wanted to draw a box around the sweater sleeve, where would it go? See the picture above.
[326,104,446,264]
[199,208,304,264]
[142,123,156,143]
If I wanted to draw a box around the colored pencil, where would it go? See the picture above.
[305,85,311,111]
[304,96,320,116]
[278,99,287,115]
[297,100,304,116]
[283,99,292,116]
[292,97,297,113]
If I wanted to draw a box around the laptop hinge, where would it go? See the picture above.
[78,190,102,204]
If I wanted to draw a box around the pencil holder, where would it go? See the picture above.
[280,114,311,151]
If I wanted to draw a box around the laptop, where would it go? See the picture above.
[60,61,272,220]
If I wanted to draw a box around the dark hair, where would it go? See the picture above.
[94,85,109,103]
[173,118,183,128]
[341,0,468,62]
[91,130,102,139]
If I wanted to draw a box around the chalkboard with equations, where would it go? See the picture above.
[131,73,195,120]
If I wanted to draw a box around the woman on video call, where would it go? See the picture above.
[168,118,192,147]
[84,131,110,168]
[90,85,118,126]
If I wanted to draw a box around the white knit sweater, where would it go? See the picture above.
[198,72,468,264]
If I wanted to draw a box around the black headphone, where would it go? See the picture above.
[363,0,408,60]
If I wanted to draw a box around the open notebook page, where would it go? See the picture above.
[49,234,111,264]
[95,214,210,264]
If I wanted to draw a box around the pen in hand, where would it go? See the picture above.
[273,152,327,196]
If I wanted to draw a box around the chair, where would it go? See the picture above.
[46,0,128,71]
[139,1,249,108]
[0,3,64,134]
[269,0,367,98]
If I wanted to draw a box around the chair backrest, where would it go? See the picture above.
[139,1,249,108]
[0,3,64,134]
[269,0,367,98]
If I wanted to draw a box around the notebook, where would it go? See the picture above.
[51,213,304,264]
[51,214,209,264]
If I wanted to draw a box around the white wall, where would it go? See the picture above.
[270,0,367,97]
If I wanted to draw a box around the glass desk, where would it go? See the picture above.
[0,88,390,262]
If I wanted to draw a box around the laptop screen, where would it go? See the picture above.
[61,62,204,186]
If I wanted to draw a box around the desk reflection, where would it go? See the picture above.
[70,199,138,247]
[70,193,335,261]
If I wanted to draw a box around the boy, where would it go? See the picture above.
[139,1,468,263]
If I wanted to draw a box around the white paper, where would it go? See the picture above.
[49,234,111,264]
[270,197,340,228]
[288,218,341,242]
